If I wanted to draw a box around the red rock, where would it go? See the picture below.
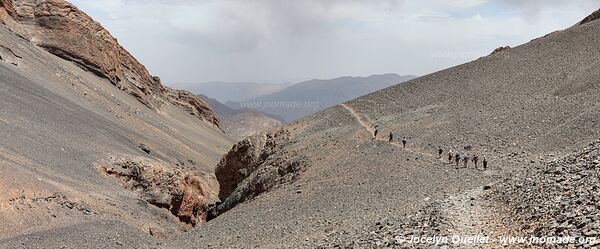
[98,158,213,227]
[0,0,16,19]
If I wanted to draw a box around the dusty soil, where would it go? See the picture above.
[169,15,600,248]
[1,3,600,249]
[0,21,232,246]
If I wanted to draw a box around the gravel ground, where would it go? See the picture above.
[2,6,600,249]
[490,140,600,248]
[168,15,600,248]
[0,22,232,244]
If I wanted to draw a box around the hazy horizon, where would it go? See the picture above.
[69,0,599,85]
[172,72,417,86]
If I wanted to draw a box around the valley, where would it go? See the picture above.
[0,1,598,248]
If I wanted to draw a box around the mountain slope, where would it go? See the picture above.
[229,74,416,122]
[197,94,284,141]
[0,0,232,244]
[0,0,219,126]
[169,11,600,248]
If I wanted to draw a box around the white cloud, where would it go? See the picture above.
[68,0,599,84]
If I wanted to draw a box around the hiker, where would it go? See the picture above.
[402,137,407,148]
[472,154,479,168]
[438,147,443,158]
[483,158,488,170]
[463,154,470,168]
[448,150,453,164]
[373,126,379,139]
[455,153,460,167]
[389,132,394,143]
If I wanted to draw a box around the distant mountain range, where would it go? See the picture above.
[197,94,284,141]
[203,12,600,248]
[226,73,416,122]
[175,82,293,103]
[191,74,414,138]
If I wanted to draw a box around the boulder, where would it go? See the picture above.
[212,129,305,217]
[98,156,217,227]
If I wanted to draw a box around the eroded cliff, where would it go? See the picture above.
[0,0,219,127]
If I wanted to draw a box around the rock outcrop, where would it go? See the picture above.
[490,46,510,55]
[97,156,220,227]
[0,44,21,65]
[212,129,306,217]
[0,0,219,128]
[580,8,600,25]
[215,134,269,201]
[0,0,16,19]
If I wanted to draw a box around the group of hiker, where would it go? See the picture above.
[374,126,407,148]
[444,149,488,170]
[373,126,488,170]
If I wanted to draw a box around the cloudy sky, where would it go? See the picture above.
[69,0,598,85]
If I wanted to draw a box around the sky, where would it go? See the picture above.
[69,0,599,85]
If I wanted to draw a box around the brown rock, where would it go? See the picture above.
[0,0,220,128]
[215,134,268,200]
[212,129,302,218]
[579,8,600,25]
[171,174,209,227]
[490,46,510,55]
[98,157,215,227]
[169,89,221,129]
[0,0,16,19]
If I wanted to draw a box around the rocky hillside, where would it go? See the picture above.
[1,1,599,248]
[0,0,219,127]
[167,9,600,248]
[0,0,233,246]
[491,140,600,247]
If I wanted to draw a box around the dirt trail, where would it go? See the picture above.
[340,103,445,162]
[340,103,375,134]
[441,188,501,248]
[341,103,503,248]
